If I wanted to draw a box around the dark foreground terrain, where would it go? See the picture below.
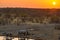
[0,24,60,40]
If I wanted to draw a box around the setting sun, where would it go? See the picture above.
[52,1,56,6]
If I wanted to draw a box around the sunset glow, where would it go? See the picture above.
[0,0,60,8]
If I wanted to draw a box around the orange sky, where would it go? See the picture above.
[0,0,60,8]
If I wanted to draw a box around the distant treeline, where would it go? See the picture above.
[0,8,60,25]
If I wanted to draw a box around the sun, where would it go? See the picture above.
[52,1,56,6]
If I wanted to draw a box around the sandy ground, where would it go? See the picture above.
[0,36,34,40]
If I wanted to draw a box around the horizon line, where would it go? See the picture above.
[0,7,60,9]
